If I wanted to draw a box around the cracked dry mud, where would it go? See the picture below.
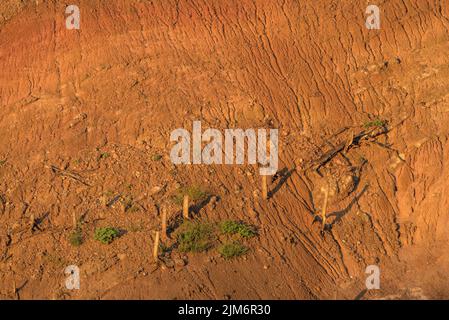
[1,0,449,300]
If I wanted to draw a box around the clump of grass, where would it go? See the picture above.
[219,220,257,238]
[176,221,215,253]
[94,227,120,244]
[172,185,209,205]
[69,228,83,246]
[159,242,170,255]
[151,154,163,161]
[363,118,387,129]
[103,190,114,198]
[69,216,84,247]
[218,242,248,259]
[43,253,67,268]
[122,195,139,213]
[0,159,7,166]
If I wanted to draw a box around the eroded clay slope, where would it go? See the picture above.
[0,0,449,299]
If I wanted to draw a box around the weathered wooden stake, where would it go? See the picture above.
[29,214,35,231]
[153,231,160,262]
[321,183,329,230]
[182,195,189,219]
[262,175,268,200]
[72,212,77,229]
[161,206,168,241]
[12,278,17,299]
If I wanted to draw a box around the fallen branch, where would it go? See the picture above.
[48,165,92,186]
[302,125,389,173]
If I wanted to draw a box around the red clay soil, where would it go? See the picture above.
[1,0,449,300]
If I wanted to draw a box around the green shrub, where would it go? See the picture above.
[176,221,215,252]
[363,118,386,129]
[172,185,209,205]
[219,220,257,238]
[99,152,110,159]
[94,227,120,244]
[218,242,248,259]
[151,154,163,161]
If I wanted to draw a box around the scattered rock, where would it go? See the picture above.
[247,205,258,219]
[220,185,229,195]
[117,253,127,260]
[208,196,218,210]
[174,257,186,267]
[148,263,159,273]
[99,195,107,207]
[234,185,242,194]
[150,186,163,195]
[162,258,175,269]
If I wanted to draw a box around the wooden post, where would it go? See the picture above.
[12,278,17,299]
[72,212,77,229]
[321,183,329,230]
[29,214,35,231]
[262,175,268,200]
[153,231,160,262]
[161,206,167,241]
[182,195,189,219]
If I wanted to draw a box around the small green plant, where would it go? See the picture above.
[103,190,114,198]
[99,152,110,159]
[69,228,83,246]
[218,242,248,259]
[176,221,215,252]
[0,159,7,166]
[94,227,120,244]
[219,220,257,238]
[122,195,139,213]
[363,118,386,129]
[172,185,209,205]
[151,154,163,161]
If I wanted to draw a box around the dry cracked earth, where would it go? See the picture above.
[1,0,449,300]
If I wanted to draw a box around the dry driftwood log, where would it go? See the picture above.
[302,125,389,173]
